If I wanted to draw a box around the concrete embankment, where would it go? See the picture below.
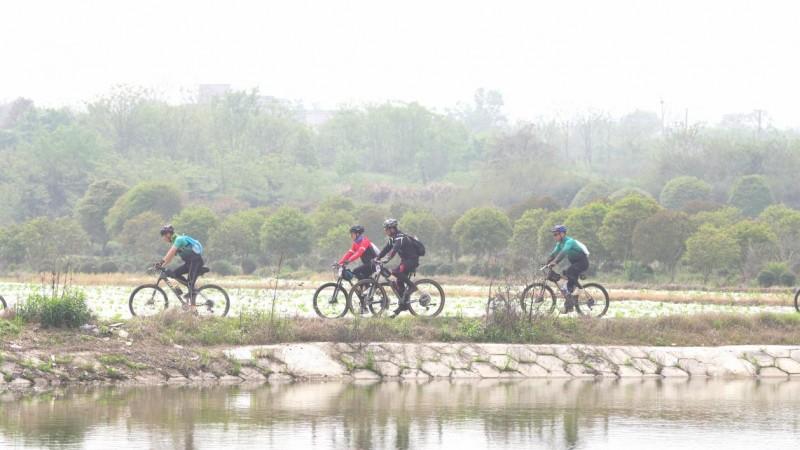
[3,342,800,390]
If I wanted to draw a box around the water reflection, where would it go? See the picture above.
[2,378,800,449]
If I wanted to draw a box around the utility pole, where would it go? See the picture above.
[755,109,763,140]
[660,98,665,136]
[684,108,689,131]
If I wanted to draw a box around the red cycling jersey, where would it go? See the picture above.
[338,235,379,265]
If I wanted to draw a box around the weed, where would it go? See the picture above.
[16,290,92,328]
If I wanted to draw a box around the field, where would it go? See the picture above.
[1,273,796,320]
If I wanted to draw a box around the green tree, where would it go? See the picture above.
[729,175,774,217]
[598,195,660,262]
[401,209,442,251]
[356,203,390,239]
[317,224,352,261]
[537,210,569,259]
[116,212,165,264]
[608,187,654,203]
[759,204,800,263]
[510,209,548,257]
[659,176,712,210]
[726,220,778,281]
[171,206,219,245]
[451,207,512,258]
[260,207,314,259]
[209,209,267,270]
[690,207,743,229]
[683,225,741,283]
[16,217,90,270]
[0,224,26,267]
[74,179,128,251]
[570,181,613,208]
[565,202,609,262]
[105,182,182,236]
[632,210,692,279]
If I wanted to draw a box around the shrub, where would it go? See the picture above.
[241,258,257,275]
[419,264,439,276]
[623,261,653,282]
[453,262,468,274]
[78,261,98,274]
[659,176,712,210]
[16,290,92,328]
[437,263,454,275]
[98,261,120,273]
[757,262,795,287]
[211,260,239,276]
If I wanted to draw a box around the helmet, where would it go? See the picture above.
[550,224,567,234]
[349,225,365,234]
[383,218,399,229]
[160,224,175,236]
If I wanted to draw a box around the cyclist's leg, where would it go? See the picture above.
[172,262,190,285]
[392,260,418,302]
[564,256,589,294]
[352,264,372,280]
[187,255,204,306]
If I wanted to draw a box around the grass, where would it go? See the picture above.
[15,290,93,328]
[122,309,800,347]
[97,354,148,370]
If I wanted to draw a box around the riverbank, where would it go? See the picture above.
[2,312,800,389]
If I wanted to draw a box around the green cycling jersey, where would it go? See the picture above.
[549,236,588,263]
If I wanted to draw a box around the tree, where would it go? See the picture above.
[632,211,692,279]
[537,210,569,259]
[317,224,352,261]
[401,209,442,250]
[171,206,220,245]
[726,220,778,281]
[566,202,610,264]
[598,195,660,262]
[74,179,128,251]
[209,209,266,270]
[116,212,165,264]
[356,203,390,239]
[690,207,742,229]
[683,225,741,283]
[15,217,90,270]
[659,176,712,210]
[510,209,548,257]
[570,181,613,208]
[260,207,313,259]
[758,204,800,263]
[507,195,560,220]
[608,187,654,203]
[451,207,512,258]
[105,182,182,236]
[729,175,774,217]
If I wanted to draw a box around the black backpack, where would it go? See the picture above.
[407,234,426,257]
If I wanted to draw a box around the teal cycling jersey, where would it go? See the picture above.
[172,235,204,258]
[550,236,588,263]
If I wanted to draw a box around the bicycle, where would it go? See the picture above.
[312,264,355,318]
[520,265,610,318]
[0,295,6,313]
[349,260,446,317]
[794,289,800,313]
[129,265,230,317]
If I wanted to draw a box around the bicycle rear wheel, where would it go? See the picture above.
[195,285,230,317]
[575,283,610,318]
[0,295,6,313]
[519,283,557,317]
[129,284,169,317]
[313,282,350,318]
[408,279,445,317]
[349,279,389,317]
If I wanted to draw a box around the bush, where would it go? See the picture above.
[780,272,797,287]
[757,262,795,287]
[98,261,120,273]
[241,258,257,275]
[659,176,712,210]
[78,261,98,274]
[211,260,239,276]
[623,261,653,282]
[437,263,454,275]
[16,290,92,328]
[453,262,468,274]
[757,270,777,288]
[418,263,439,276]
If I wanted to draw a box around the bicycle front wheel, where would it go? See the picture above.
[575,283,610,318]
[793,289,800,313]
[408,279,446,317]
[349,279,389,317]
[313,282,350,319]
[129,284,169,317]
[520,283,557,317]
[0,295,6,313]
[195,285,231,317]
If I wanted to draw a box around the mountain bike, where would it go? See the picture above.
[312,264,355,318]
[0,295,6,313]
[129,265,230,317]
[349,260,446,317]
[520,265,609,318]
[794,289,800,313]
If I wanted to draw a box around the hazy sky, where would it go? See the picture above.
[2,0,799,125]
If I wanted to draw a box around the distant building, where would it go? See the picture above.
[198,84,231,103]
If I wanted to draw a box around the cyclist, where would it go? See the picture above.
[338,225,380,314]
[157,225,205,308]
[546,224,589,313]
[375,218,423,318]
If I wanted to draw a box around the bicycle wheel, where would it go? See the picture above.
[129,284,169,317]
[408,279,446,317]
[519,283,557,317]
[0,295,6,313]
[313,282,350,319]
[575,283,610,318]
[794,289,800,313]
[195,285,230,317]
[349,279,389,316]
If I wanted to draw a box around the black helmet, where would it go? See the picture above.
[383,218,398,229]
[160,224,174,236]
[350,224,365,234]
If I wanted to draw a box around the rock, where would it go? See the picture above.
[602,348,633,366]
[135,373,165,385]
[239,366,267,382]
[648,350,679,367]
[117,330,129,339]
[33,378,49,387]
[790,350,800,363]
[472,362,502,378]
[706,355,756,377]
[759,367,789,378]
[440,354,470,370]
[677,359,708,377]
[255,358,286,375]
[660,367,689,378]
[488,355,517,371]
[400,369,431,380]
[516,363,548,377]
[450,369,479,378]
[476,343,512,355]
[622,347,648,359]
[375,361,401,377]
[224,347,255,362]
[630,358,659,375]
[10,378,32,388]
[458,345,487,359]
[535,355,567,374]
[275,344,347,378]
[565,364,596,378]
[584,357,617,375]
[775,358,800,375]
[352,369,381,380]
[507,345,537,363]
[617,365,643,378]
[763,347,792,358]
[553,346,582,363]
[746,352,774,368]
[420,361,452,378]
[218,375,244,384]
[196,371,218,382]
[267,373,293,383]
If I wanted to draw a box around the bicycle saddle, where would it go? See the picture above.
[199,267,210,276]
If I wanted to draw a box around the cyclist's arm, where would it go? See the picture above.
[338,243,356,265]
[161,246,178,266]
[345,240,371,264]
[377,240,393,260]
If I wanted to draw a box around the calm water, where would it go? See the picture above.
[1,379,799,449]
